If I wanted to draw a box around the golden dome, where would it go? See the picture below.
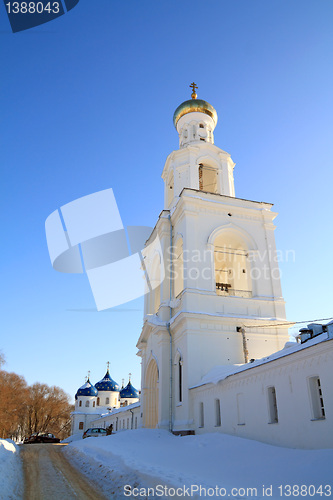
[173,99,218,128]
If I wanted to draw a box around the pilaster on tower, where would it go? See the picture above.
[162,85,235,211]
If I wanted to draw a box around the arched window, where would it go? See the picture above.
[105,397,109,405]
[174,238,184,297]
[85,401,90,408]
[199,164,217,193]
[97,397,100,406]
[79,400,82,407]
[93,401,95,407]
[214,232,251,298]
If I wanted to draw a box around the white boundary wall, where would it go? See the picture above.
[190,336,333,449]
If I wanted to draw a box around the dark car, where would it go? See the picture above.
[82,428,107,439]
[23,432,60,444]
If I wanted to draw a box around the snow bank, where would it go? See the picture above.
[61,433,83,444]
[65,429,333,499]
[0,439,23,500]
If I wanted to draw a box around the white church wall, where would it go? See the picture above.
[190,337,333,449]
[91,403,142,432]
[71,411,100,435]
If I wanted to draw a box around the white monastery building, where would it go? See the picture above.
[71,85,333,449]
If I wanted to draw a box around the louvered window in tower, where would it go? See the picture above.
[199,164,217,193]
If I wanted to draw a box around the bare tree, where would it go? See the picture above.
[0,370,28,439]
[0,369,73,441]
[0,351,5,369]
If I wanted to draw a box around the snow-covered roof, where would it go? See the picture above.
[191,332,332,389]
[93,402,141,420]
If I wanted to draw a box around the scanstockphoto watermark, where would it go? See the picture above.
[166,246,296,283]
[124,484,260,497]
[166,246,296,264]
[124,484,332,497]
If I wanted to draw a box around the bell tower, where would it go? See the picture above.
[162,84,235,210]
[137,85,290,434]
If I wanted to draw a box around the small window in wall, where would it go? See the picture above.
[85,401,90,408]
[199,402,204,428]
[127,418,129,429]
[116,420,118,431]
[93,401,95,408]
[199,164,218,194]
[178,358,183,403]
[199,123,204,128]
[105,397,109,405]
[267,386,278,423]
[215,399,221,427]
[135,416,138,429]
[79,400,82,407]
[79,422,84,430]
[97,397,100,406]
[309,376,326,419]
[237,393,245,425]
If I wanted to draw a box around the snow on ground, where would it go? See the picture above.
[65,429,333,499]
[0,439,23,500]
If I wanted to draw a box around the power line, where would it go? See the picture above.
[243,317,333,329]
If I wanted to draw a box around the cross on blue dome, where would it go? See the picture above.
[75,378,98,398]
[95,369,119,392]
[120,378,139,399]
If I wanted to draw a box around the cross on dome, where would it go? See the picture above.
[190,82,198,99]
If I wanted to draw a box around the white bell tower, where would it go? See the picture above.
[137,85,290,434]
[163,82,235,210]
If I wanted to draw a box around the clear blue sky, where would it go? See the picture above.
[1,0,332,401]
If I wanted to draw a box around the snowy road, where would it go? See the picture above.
[20,443,107,500]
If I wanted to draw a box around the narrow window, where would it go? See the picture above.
[97,397,100,406]
[215,399,221,427]
[85,400,90,408]
[93,401,95,408]
[79,422,84,430]
[199,402,204,428]
[127,418,129,429]
[79,400,82,407]
[267,386,278,423]
[309,376,325,419]
[199,164,217,193]
[237,393,245,425]
[105,397,109,405]
[135,416,138,429]
[178,358,183,403]
[116,420,118,431]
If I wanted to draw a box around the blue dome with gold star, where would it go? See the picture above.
[120,380,139,399]
[76,379,98,398]
[95,370,119,392]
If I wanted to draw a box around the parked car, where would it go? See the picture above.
[23,432,60,444]
[82,428,107,439]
